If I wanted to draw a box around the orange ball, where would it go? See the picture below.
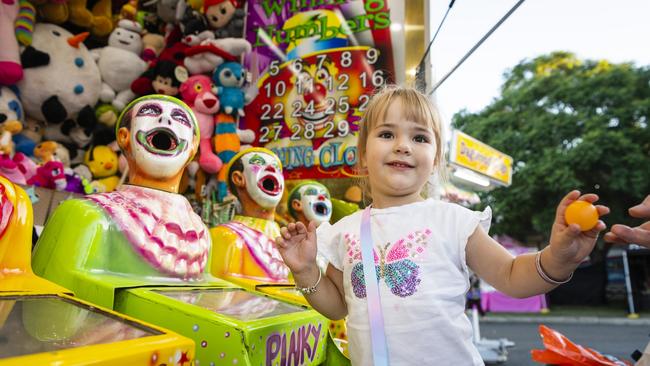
[565,200,599,231]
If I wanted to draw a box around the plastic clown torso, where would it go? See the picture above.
[209,149,290,284]
[210,215,289,283]
[32,95,212,308]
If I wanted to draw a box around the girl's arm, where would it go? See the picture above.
[276,222,348,320]
[466,191,609,298]
[292,263,348,320]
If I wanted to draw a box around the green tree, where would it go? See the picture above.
[452,51,650,256]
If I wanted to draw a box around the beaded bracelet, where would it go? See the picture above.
[535,250,573,285]
[295,267,322,295]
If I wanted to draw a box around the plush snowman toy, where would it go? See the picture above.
[93,20,148,111]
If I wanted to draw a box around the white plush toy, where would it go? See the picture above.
[93,20,148,110]
[17,24,101,148]
[184,37,251,75]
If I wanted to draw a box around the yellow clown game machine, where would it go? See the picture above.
[0,176,196,365]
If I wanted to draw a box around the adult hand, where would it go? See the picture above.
[604,195,650,247]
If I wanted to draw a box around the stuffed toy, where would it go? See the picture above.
[129,38,188,97]
[141,32,165,61]
[212,61,254,117]
[27,159,67,190]
[213,112,253,201]
[94,103,119,127]
[179,74,222,174]
[156,0,180,25]
[32,0,112,37]
[184,37,249,75]
[179,5,212,46]
[14,0,35,46]
[13,151,37,180]
[203,0,244,38]
[0,86,24,156]
[119,0,138,20]
[0,0,23,85]
[13,117,43,156]
[31,0,68,24]
[93,19,147,110]
[68,0,112,36]
[131,60,188,97]
[33,140,70,165]
[17,23,101,150]
[84,145,119,192]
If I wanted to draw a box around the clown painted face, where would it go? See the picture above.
[129,99,196,179]
[298,184,332,224]
[241,152,284,209]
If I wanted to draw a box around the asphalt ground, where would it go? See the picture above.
[479,321,649,365]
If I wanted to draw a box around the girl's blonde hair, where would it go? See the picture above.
[356,85,445,201]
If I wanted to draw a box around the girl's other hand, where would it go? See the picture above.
[275,221,318,275]
[548,190,610,264]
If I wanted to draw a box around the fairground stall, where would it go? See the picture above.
[0,0,427,364]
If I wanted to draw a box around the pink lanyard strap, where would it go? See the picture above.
[360,207,389,365]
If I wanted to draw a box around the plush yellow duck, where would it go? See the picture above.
[84,145,119,193]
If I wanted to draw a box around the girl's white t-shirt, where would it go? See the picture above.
[317,199,491,366]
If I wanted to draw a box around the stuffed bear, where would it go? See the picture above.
[93,19,147,110]
[17,23,101,151]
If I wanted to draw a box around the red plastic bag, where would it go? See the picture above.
[531,325,632,366]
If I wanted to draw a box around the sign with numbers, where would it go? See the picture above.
[243,0,397,179]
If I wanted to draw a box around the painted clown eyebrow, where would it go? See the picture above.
[137,103,162,116]
[171,108,191,128]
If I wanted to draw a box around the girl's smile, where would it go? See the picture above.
[363,98,437,208]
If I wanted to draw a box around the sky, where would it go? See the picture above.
[426,0,650,127]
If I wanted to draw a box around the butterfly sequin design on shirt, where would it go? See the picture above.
[345,229,432,298]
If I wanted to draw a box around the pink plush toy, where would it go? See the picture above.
[0,0,22,85]
[27,159,66,190]
[179,75,222,174]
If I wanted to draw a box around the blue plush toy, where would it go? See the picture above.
[211,61,247,117]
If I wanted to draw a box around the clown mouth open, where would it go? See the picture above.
[258,175,282,196]
[313,201,330,216]
[136,128,187,156]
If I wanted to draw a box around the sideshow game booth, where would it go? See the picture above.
[0,0,436,364]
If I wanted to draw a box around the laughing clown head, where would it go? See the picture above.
[288,181,332,226]
[227,147,284,209]
[116,95,199,183]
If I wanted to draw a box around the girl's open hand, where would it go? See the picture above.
[275,221,318,275]
[548,190,609,264]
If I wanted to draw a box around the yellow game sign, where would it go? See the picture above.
[450,130,513,186]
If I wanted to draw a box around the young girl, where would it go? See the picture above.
[275,86,609,365]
